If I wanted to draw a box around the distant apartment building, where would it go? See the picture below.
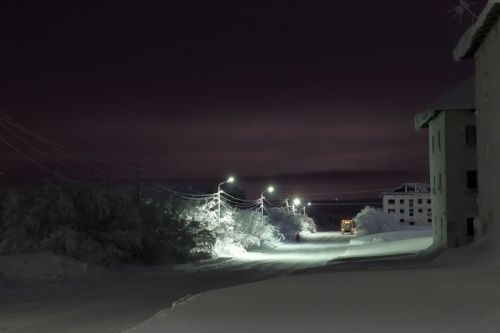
[415,79,478,248]
[382,183,432,226]
[453,1,500,246]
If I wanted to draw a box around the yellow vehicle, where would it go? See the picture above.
[340,219,355,235]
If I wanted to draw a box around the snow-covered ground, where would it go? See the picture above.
[126,264,500,333]
[0,229,438,332]
[127,235,500,333]
[342,228,433,258]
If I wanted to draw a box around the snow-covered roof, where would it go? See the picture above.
[414,78,475,130]
[453,0,500,61]
[381,183,430,196]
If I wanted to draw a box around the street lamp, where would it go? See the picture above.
[218,176,235,220]
[291,197,301,215]
[260,185,275,223]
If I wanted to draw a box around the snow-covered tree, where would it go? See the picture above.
[353,206,400,235]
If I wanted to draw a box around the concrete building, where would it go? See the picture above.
[453,1,500,247]
[415,79,478,248]
[382,183,432,226]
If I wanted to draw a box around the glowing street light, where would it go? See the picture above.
[218,176,235,220]
[260,185,275,223]
[293,198,301,206]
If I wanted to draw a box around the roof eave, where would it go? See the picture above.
[453,1,500,61]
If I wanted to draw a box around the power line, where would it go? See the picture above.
[0,111,135,178]
[0,121,91,177]
[0,134,71,181]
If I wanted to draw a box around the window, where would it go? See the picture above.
[438,173,442,194]
[467,217,475,237]
[467,170,478,190]
[427,219,432,223]
[409,209,414,217]
[418,199,423,204]
[399,199,404,204]
[409,199,414,207]
[438,130,441,152]
[388,199,395,205]
[388,209,395,214]
[427,199,431,204]
[418,208,423,213]
[466,126,477,147]
[409,221,415,226]
[400,219,405,223]
[400,209,404,214]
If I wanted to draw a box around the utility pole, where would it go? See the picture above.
[218,176,235,221]
[260,193,265,224]
[136,161,141,204]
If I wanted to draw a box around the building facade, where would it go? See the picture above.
[382,183,432,226]
[415,79,478,248]
[453,1,500,248]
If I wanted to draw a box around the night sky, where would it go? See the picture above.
[0,1,483,199]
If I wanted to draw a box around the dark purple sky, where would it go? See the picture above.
[0,1,483,199]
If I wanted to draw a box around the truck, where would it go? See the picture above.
[340,219,355,235]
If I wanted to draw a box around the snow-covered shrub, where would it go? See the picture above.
[233,209,283,249]
[0,180,215,267]
[179,198,284,257]
[266,208,317,241]
[353,206,401,235]
[138,198,215,263]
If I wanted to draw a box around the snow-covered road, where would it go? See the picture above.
[0,232,353,333]
[0,230,433,332]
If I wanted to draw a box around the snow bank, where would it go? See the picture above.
[0,251,111,282]
[341,229,433,258]
[125,264,500,333]
[349,229,433,245]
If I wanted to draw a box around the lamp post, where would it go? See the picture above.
[303,202,311,216]
[260,186,275,223]
[292,197,301,215]
[218,176,235,221]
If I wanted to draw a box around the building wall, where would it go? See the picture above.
[444,110,478,247]
[382,193,431,225]
[427,110,478,248]
[428,112,447,247]
[475,19,500,245]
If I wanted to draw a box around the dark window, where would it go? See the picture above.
[427,199,431,204]
[438,131,441,151]
[466,126,477,147]
[418,208,423,213]
[427,219,432,223]
[467,170,478,190]
[400,219,405,223]
[467,218,475,237]
[409,199,414,207]
[399,199,404,204]
[409,221,415,226]
[439,173,442,194]
[388,199,395,205]
[388,209,395,214]
[400,209,404,214]
[409,209,414,217]
[418,199,423,204]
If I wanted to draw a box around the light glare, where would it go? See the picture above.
[293,198,301,206]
